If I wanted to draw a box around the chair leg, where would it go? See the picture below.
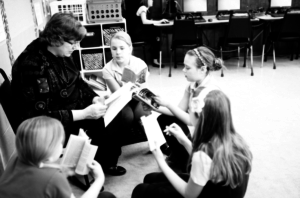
[238,46,240,60]
[220,47,224,77]
[243,46,247,67]
[250,46,254,76]
[290,42,294,61]
[174,48,177,68]
[296,40,300,60]
[261,44,265,67]
[272,42,276,69]
[169,50,172,77]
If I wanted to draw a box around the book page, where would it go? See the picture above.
[141,115,166,151]
[60,135,86,167]
[103,83,135,127]
[75,143,98,175]
[136,68,147,84]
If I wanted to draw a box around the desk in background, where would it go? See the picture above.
[154,15,260,73]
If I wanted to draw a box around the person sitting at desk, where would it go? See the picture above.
[11,13,126,176]
[137,0,169,68]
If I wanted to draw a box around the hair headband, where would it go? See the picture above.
[193,49,207,67]
[190,87,218,115]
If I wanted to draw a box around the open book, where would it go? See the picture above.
[141,115,166,151]
[131,85,160,109]
[103,82,159,127]
[60,129,98,175]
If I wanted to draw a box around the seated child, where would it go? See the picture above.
[0,116,116,198]
[132,90,253,198]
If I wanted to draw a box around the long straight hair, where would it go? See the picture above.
[191,90,252,188]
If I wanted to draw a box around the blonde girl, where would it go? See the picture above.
[0,116,115,198]
[132,90,252,198]
[102,31,150,132]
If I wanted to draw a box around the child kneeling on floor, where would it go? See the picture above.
[0,116,116,198]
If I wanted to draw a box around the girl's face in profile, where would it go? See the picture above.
[110,38,132,66]
[183,54,205,82]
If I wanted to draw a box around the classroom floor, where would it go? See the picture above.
[72,55,300,198]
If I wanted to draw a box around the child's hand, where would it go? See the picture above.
[151,142,165,162]
[61,166,76,177]
[87,160,104,180]
[153,95,169,107]
[164,123,188,145]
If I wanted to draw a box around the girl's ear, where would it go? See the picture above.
[200,66,207,72]
[130,45,133,54]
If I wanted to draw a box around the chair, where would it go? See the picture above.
[261,8,300,69]
[169,19,200,77]
[219,11,254,76]
[0,103,16,177]
[0,68,20,132]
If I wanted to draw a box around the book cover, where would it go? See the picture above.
[122,67,147,84]
[132,87,160,110]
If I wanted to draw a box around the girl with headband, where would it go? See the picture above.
[132,90,252,198]
[153,46,224,172]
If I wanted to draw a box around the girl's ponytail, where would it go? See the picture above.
[212,58,224,71]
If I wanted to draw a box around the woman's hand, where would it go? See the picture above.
[87,160,104,181]
[92,96,105,104]
[164,123,188,145]
[154,95,169,107]
[84,103,107,119]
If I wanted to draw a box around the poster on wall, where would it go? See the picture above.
[0,16,5,42]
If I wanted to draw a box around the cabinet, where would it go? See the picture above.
[75,19,127,90]
[76,19,126,73]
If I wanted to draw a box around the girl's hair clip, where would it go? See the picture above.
[193,49,207,67]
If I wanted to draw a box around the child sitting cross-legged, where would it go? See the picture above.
[132,90,253,198]
[0,116,116,198]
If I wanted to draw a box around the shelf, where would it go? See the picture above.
[80,46,103,50]
[82,69,103,74]
[77,19,127,76]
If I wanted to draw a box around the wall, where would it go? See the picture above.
[0,0,54,84]
[0,0,36,83]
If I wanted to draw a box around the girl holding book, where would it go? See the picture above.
[102,31,151,132]
[154,46,224,171]
[132,90,253,198]
[0,116,116,198]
